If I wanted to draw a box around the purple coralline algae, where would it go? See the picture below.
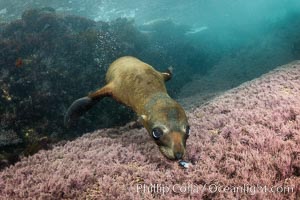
[0,61,300,199]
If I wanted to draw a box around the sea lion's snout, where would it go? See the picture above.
[170,131,186,160]
[151,125,190,160]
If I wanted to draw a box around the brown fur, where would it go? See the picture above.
[66,56,189,160]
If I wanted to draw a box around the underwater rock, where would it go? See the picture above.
[0,61,299,199]
[0,8,211,166]
[2,6,299,173]
[0,7,211,168]
[0,130,22,147]
[21,7,56,24]
[0,8,144,167]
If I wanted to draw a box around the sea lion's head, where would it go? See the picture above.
[142,99,190,160]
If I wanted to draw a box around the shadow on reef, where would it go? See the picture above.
[0,8,213,168]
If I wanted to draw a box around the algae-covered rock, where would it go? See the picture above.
[0,8,211,168]
[0,8,140,166]
[0,130,22,147]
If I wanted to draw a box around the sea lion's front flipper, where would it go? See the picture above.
[64,84,113,127]
[88,84,113,100]
[161,66,173,81]
[64,97,97,127]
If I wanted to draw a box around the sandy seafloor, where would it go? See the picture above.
[0,61,300,199]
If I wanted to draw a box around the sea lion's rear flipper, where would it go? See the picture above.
[64,85,113,127]
[161,66,173,81]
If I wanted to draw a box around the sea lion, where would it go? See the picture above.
[64,56,190,160]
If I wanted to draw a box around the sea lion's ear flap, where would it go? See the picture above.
[161,66,173,82]
[140,115,148,122]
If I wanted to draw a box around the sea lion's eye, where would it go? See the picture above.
[152,128,163,140]
[186,125,190,137]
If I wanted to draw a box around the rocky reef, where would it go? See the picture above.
[0,8,211,167]
[0,8,137,165]
[1,7,300,169]
[0,61,299,199]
